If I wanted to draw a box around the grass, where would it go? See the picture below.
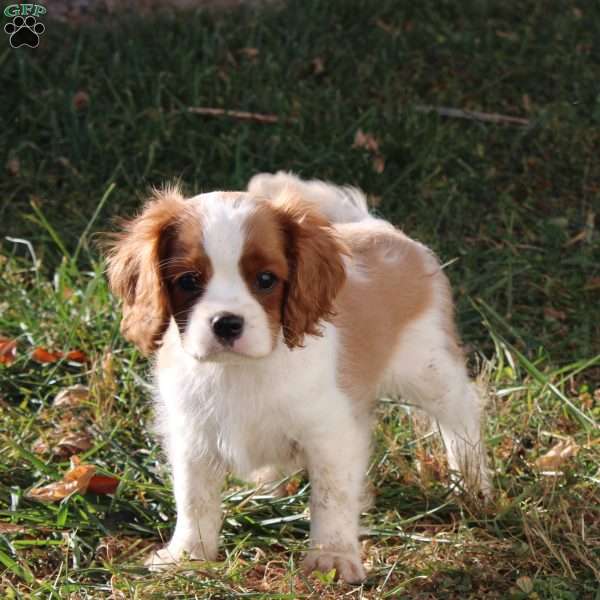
[0,0,599,597]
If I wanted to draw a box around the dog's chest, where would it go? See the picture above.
[215,405,302,478]
[168,364,305,477]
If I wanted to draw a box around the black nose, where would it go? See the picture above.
[211,313,244,343]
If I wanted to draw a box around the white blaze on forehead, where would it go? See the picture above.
[189,192,256,262]
[188,192,257,303]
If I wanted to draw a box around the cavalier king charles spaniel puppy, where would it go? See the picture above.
[106,172,489,584]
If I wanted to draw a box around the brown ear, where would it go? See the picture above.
[277,199,348,349]
[105,186,185,355]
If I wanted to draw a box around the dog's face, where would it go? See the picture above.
[106,187,347,360]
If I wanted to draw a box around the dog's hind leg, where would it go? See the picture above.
[383,311,491,497]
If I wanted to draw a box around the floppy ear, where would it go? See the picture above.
[276,199,348,349]
[105,186,185,355]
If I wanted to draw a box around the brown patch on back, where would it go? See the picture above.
[240,204,290,343]
[334,223,436,404]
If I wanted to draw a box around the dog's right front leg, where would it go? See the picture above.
[146,452,224,569]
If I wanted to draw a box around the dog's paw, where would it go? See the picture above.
[145,545,205,571]
[302,550,366,584]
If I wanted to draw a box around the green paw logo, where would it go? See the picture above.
[4,4,47,48]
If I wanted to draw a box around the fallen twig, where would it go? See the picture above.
[416,105,530,126]
[186,107,280,123]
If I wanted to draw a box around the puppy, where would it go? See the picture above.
[106,172,489,584]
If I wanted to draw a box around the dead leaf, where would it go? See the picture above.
[584,277,600,290]
[415,448,445,484]
[56,432,93,455]
[87,474,119,495]
[353,129,380,153]
[368,195,382,208]
[65,350,89,363]
[0,337,17,365]
[374,18,397,35]
[372,155,386,174]
[353,129,386,174]
[311,57,325,75]
[0,522,26,534]
[32,347,63,363]
[27,456,96,503]
[543,306,566,321]
[535,439,580,471]
[284,479,300,497]
[31,438,50,454]
[239,47,259,60]
[96,535,140,562]
[516,575,534,594]
[72,90,90,111]
[578,391,593,410]
[496,30,518,41]
[53,385,89,408]
[6,158,20,176]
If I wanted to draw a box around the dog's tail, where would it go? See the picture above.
[247,171,371,224]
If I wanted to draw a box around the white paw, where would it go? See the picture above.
[302,550,366,584]
[145,544,207,572]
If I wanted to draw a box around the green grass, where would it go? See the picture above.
[1,1,599,597]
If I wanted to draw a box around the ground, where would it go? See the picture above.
[0,1,599,598]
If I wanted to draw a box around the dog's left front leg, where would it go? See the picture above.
[302,414,370,584]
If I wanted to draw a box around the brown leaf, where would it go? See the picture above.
[0,337,17,365]
[56,432,93,455]
[535,439,580,471]
[374,18,397,35]
[27,456,96,503]
[32,438,50,455]
[53,384,89,408]
[284,479,300,496]
[415,448,445,484]
[372,155,386,174]
[239,47,259,60]
[65,350,89,363]
[578,391,593,410]
[496,30,518,41]
[516,576,534,594]
[96,535,142,562]
[543,306,566,321]
[87,474,119,495]
[584,277,600,290]
[6,158,20,176]
[72,90,90,111]
[0,522,26,534]
[353,129,380,153]
[353,129,386,174]
[311,57,325,75]
[32,347,63,363]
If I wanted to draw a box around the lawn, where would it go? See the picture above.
[0,1,599,597]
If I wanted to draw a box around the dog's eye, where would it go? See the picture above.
[256,271,278,292]
[177,273,202,293]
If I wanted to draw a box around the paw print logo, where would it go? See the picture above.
[4,15,45,48]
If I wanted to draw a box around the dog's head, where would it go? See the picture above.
[105,186,347,360]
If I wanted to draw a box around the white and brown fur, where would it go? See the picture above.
[106,172,490,584]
